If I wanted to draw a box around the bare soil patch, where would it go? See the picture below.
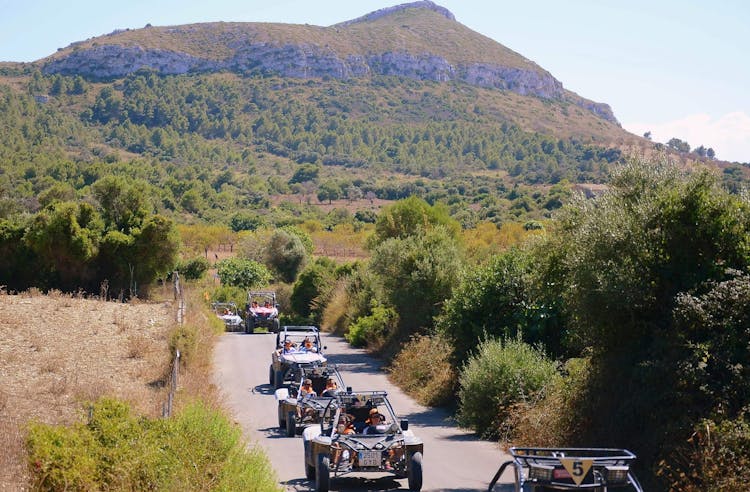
[0,292,175,490]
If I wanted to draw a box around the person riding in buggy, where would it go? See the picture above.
[275,363,345,437]
[244,291,280,333]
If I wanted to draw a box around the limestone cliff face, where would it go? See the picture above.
[43,44,617,124]
[41,1,618,125]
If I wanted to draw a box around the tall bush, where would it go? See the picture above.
[290,258,337,323]
[369,225,462,336]
[457,338,557,438]
[437,249,563,363]
[215,257,271,290]
[264,229,309,283]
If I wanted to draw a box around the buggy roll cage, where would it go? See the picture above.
[488,447,643,492]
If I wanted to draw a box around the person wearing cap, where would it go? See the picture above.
[280,339,297,354]
[321,378,338,397]
[300,378,317,398]
[363,408,387,434]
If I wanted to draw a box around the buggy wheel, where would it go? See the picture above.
[274,369,284,389]
[269,365,274,386]
[278,405,286,429]
[245,317,255,334]
[304,441,315,480]
[272,318,280,333]
[286,411,297,437]
[316,454,330,492]
[407,452,423,491]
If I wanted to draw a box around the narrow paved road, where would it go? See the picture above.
[213,332,514,491]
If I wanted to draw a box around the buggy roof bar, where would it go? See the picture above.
[282,325,319,331]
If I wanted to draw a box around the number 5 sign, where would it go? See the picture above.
[559,458,593,485]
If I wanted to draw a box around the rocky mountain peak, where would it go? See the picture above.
[337,1,456,26]
[39,2,619,125]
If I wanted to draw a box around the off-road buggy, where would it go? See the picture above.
[245,290,280,333]
[269,326,327,389]
[210,302,244,331]
[487,447,643,492]
[275,363,346,437]
[303,390,423,492]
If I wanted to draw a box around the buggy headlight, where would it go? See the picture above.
[528,464,554,481]
[604,465,629,484]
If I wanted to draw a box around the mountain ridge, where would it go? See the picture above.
[38,1,618,124]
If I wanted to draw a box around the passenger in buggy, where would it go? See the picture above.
[321,378,339,397]
[363,408,387,434]
[300,378,317,398]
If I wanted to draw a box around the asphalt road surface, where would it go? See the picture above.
[213,332,514,491]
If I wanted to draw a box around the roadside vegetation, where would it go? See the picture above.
[15,286,280,491]
[27,398,277,491]
[2,62,749,490]
[306,155,749,489]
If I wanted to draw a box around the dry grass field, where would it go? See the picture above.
[0,291,175,490]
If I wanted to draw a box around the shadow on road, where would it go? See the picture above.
[326,354,385,375]
[283,475,406,491]
[257,426,288,439]
[253,384,275,395]
[399,407,457,428]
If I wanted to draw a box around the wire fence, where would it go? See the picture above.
[162,271,184,418]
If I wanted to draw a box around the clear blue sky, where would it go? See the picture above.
[1,0,748,162]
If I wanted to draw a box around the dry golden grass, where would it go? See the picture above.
[0,291,175,490]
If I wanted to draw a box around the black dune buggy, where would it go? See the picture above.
[303,390,423,492]
[487,447,643,492]
[274,362,346,437]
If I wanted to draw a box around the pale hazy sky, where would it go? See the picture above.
[1,0,748,162]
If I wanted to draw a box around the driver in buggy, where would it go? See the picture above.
[363,407,388,435]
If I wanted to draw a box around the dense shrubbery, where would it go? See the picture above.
[0,178,179,295]
[215,257,271,290]
[369,225,462,338]
[457,338,557,439]
[176,256,210,280]
[657,415,750,491]
[437,249,562,363]
[290,258,337,324]
[26,398,279,491]
[345,304,399,349]
[388,334,457,407]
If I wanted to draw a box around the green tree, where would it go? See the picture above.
[24,202,104,290]
[0,218,38,290]
[288,164,320,184]
[216,257,271,290]
[92,176,150,232]
[667,137,690,153]
[369,226,463,336]
[264,229,309,283]
[437,249,561,363]
[290,258,337,322]
[369,196,460,248]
